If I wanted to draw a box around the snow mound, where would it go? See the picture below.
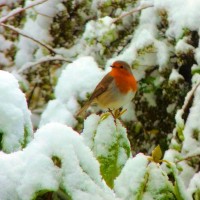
[0,70,32,152]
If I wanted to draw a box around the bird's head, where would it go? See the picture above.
[110,60,133,76]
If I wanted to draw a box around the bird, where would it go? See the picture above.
[77,60,137,118]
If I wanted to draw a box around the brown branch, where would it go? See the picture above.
[18,55,72,73]
[0,0,48,23]
[176,154,200,163]
[0,22,56,55]
[112,4,154,24]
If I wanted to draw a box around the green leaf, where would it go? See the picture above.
[143,163,176,200]
[82,115,131,188]
[152,145,163,163]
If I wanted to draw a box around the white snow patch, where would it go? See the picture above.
[40,99,77,128]
[55,56,104,112]
[169,69,184,82]
[0,70,33,152]
[114,153,148,199]
[0,123,116,200]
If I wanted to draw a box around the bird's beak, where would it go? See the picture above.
[110,65,113,68]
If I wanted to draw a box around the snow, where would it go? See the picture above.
[0,53,10,66]
[194,48,200,65]
[143,163,174,199]
[154,0,200,38]
[169,69,184,82]
[15,0,63,67]
[1,0,200,198]
[55,56,104,103]
[0,70,33,152]
[179,162,196,188]
[83,115,130,159]
[155,40,169,70]
[82,114,100,150]
[0,35,13,66]
[114,153,148,199]
[182,86,200,154]
[82,114,131,188]
[0,0,21,6]
[0,123,116,200]
[0,35,12,50]
[40,99,77,128]
[187,172,200,198]
[83,16,117,46]
[175,39,194,54]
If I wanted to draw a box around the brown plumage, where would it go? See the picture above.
[77,60,137,117]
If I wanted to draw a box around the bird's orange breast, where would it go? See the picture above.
[110,69,137,93]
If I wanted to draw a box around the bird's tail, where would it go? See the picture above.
[76,101,91,118]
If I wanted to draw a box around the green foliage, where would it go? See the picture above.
[83,115,131,188]
[193,189,200,200]
[21,125,31,148]
[144,163,176,200]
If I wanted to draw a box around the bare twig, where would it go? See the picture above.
[18,55,72,73]
[176,154,200,163]
[112,4,154,23]
[0,22,56,55]
[0,0,48,23]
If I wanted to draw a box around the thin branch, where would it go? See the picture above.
[112,4,154,24]
[18,55,72,73]
[0,0,48,23]
[0,22,56,55]
[176,154,200,163]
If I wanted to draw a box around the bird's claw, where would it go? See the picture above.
[107,108,127,123]
[114,108,127,119]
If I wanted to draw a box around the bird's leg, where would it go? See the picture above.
[101,108,127,124]
[108,108,116,119]
[107,108,117,124]
[114,108,127,119]
[118,108,127,118]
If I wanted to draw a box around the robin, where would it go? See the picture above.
[77,60,137,118]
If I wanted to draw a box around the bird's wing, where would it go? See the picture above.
[89,73,114,101]
[76,74,113,117]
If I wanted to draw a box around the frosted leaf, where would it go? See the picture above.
[82,115,131,188]
[0,123,117,200]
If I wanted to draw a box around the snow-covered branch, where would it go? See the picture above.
[112,4,154,23]
[18,55,72,73]
[0,0,48,23]
[0,22,56,55]
[181,81,200,122]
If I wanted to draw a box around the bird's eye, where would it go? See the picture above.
[120,66,123,69]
